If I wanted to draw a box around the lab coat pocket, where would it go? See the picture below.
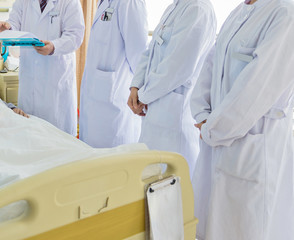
[93,21,112,44]
[47,16,62,40]
[233,46,256,63]
[147,91,184,130]
[141,91,184,152]
[216,133,265,182]
[161,26,173,43]
[210,133,266,240]
[88,69,116,102]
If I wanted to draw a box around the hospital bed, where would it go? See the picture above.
[0,101,197,239]
[0,150,197,240]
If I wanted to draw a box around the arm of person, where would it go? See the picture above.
[201,11,294,147]
[128,49,150,115]
[118,0,149,74]
[128,87,147,116]
[3,101,29,118]
[0,22,11,32]
[45,0,85,56]
[12,107,29,118]
[190,46,215,124]
[6,0,22,31]
[34,40,55,56]
[137,2,216,105]
[118,0,149,115]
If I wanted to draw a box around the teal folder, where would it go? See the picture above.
[1,38,45,47]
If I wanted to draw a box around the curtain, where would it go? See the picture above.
[76,0,98,109]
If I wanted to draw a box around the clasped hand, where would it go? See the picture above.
[127,87,147,116]
[194,120,206,139]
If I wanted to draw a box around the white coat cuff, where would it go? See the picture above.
[201,123,215,147]
[50,40,59,56]
[7,23,15,31]
[131,78,144,90]
[130,82,141,90]
[195,112,210,124]
[137,88,148,105]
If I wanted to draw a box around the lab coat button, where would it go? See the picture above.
[276,111,284,118]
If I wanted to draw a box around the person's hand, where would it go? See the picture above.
[12,108,29,118]
[0,21,11,32]
[128,87,147,116]
[34,40,55,56]
[128,87,139,111]
[137,103,147,116]
[194,120,206,139]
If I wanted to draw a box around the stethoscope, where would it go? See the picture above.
[0,42,7,59]
[102,12,109,21]
[1,46,7,57]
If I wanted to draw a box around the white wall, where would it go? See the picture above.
[146,0,173,31]
[210,0,241,32]
[0,0,14,21]
[0,11,9,22]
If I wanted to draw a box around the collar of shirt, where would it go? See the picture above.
[244,0,268,9]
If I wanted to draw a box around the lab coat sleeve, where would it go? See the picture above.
[51,0,85,56]
[118,0,148,74]
[6,102,16,109]
[7,0,23,30]
[201,12,294,147]
[0,99,16,109]
[137,3,216,105]
[130,48,150,89]
[190,46,215,123]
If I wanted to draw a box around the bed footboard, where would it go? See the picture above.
[0,150,197,240]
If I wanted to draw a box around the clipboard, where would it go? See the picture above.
[1,38,45,47]
[145,175,185,240]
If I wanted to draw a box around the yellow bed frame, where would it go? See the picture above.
[0,150,197,240]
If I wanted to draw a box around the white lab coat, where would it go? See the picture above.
[79,0,148,148]
[7,0,85,135]
[191,0,294,239]
[131,0,216,177]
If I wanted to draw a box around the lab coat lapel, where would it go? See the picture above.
[145,0,178,76]
[216,5,254,103]
[92,0,110,27]
[32,0,42,16]
[40,0,57,22]
[160,0,179,25]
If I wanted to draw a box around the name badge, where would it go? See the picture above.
[232,52,253,63]
[155,35,164,46]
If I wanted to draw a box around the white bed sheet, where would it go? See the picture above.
[0,101,149,188]
[0,101,154,223]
